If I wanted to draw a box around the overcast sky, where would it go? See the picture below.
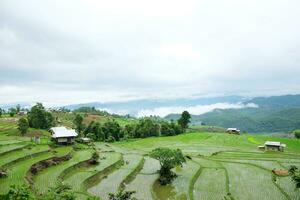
[1,0,300,106]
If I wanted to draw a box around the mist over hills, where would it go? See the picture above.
[165,94,300,133]
[1,94,300,133]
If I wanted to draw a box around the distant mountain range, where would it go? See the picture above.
[1,94,300,133]
[165,94,300,133]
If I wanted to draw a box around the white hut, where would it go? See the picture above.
[49,127,78,144]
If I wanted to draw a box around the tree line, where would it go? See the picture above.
[73,111,191,142]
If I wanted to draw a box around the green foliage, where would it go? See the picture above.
[289,166,300,188]
[160,121,182,136]
[150,148,186,185]
[293,130,300,139]
[102,120,122,141]
[0,108,3,117]
[1,185,33,200]
[134,118,160,138]
[17,118,29,135]
[27,103,54,129]
[42,183,76,200]
[177,111,191,131]
[90,151,99,164]
[73,114,84,134]
[108,189,137,200]
[9,108,17,117]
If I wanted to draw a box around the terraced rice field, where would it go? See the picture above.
[0,146,72,194]
[0,124,300,200]
[33,149,93,194]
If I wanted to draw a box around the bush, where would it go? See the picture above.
[108,189,137,200]
[293,130,300,139]
[2,185,34,200]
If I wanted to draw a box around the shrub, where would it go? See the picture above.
[108,189,137,200]
[293,130,300,139]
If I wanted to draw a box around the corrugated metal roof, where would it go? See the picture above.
[264,141,281,146]
[50,127,78,138]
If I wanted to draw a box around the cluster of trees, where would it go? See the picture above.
[74,111,191,142]
[16,103,55,135]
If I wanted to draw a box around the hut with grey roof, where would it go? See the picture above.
[49,126,78,144]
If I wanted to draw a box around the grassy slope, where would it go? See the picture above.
[33,149,93,194]
[0,146,72,194]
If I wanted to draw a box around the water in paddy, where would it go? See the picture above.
[153,180,177,200]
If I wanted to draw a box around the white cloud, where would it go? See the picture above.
[137,103,258,117]
[0,0,300,104]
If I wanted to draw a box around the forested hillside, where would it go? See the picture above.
[166,95,300,133]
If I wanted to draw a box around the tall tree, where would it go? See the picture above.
[27,103,54,129]
[73,114,84,134]
[18,118,29,135]
[177,111,191,131]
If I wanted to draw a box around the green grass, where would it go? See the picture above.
[223,162,286,200]
[63,152,122,193]
[0,146,72,194]
[0,143,29,155]
[193,168,228,200]
[88,154,143,200]
[0,145,49,167]
[33,149,93,194]
[276,176,300,200]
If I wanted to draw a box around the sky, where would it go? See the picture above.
[1,0,300,108]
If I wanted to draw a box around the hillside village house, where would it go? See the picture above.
[49,127,78,144]
[226,128,240,134]
[258,141,286,152]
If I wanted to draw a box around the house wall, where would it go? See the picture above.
[266,145,280,151]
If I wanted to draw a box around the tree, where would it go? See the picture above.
[3,185,34,200]
[108,189,137,200]
[0,108,3,118]
[9,108,17,117]
[102,120,122,141]
[150,148,186,185]
[177,111,191,131]
[293,130,300,139]
[27,103,54,129]
[18,118,29,135]
[73,114,84,134]
[16,104,21,113]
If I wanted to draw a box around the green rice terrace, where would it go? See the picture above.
[0,117,300,200]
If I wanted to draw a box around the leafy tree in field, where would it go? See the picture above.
[2,185,34,200]
[27,103,54,129]
[9,108,17,117]
[73,114,84,134]
[18,118,29,135]
[177,111,191,131]
[108,189,137,200]
[289,165,300,188]
[0,108,3,117]
[150,147,186,185]
[293,130,300,139]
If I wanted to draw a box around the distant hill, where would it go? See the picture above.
[246,94,300,108]
[165,94,300,133]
